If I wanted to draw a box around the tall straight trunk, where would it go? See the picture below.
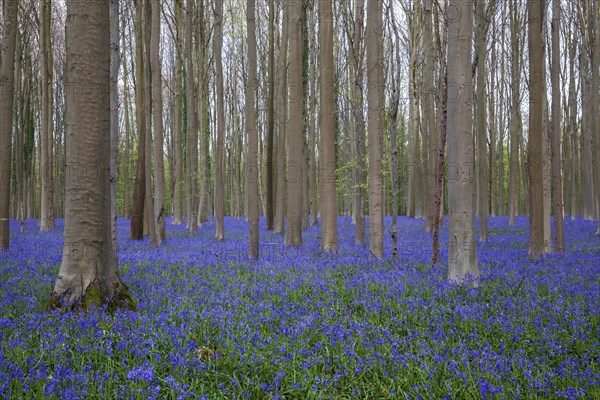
[319,0,338,252]
[265,0,276,230]
[214,0,225,241]
[110,0,120,267]
[151,0,166,241]
[490,40,497,217]
[407,1,420,219]
[121,11,132,219]
[423,0,436,233]
[246,0,259,258]
[198,0,209,227]
[143,0,158,248]
[49,0,134,311]
[15,33,24,232]
[130,0,147,240]
[186,0,198,234]
[173,0,184,224]
[528,0,545,257]
[432,72,447,266]
[447,0,478,283]
[351,0,366,244]
[551,0,564,250]
[285,0,304,246]
[40,0,55,231]
[508,0,521,225]
[0,0,18,249]
[275,0,289,234]
[593,0,600,234]
[366,0,383,258]
[308,11,318,227]
[569,27,579,218]
[475,0,488,241]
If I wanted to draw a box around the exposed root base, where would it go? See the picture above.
[45,281,136,314]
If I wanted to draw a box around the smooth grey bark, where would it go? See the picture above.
[508,0,522,225]
[551,0,564,250]
[110,0,120,270]
[285,0,304,246]
[247,0,259,259]
[423,0,436,233]
[447,0,478,283]
[265,0,276,230]
[0,0,18,249]
[49,0,134,310]
[366,0,384,258]
[214,0,225,241]
[40,0,55,231]
[173,0,184,225]
[186,0,198,234]
[319,0,338,252]
[151,0,166,241]
[475,0,488,241]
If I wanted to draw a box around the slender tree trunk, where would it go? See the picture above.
[475,0,488,241]
[186,0,198,234]
[0,0,18,249]
[366,0,383,258]
[285,0,304,246]
[265,0,276,230]
[432,72,447,266]
[131,0,147,240]
[246,0,259,258]
[593,0,600,234]
[121,11,132,219]
[528,0,545,257]
[40,0,55,231]
[551,0,564,250]
[110,0,120,268]
[198,0,209,227]
[172,0,184,225]
[49,0,135,311]
[569,27,579,219]
[319,0,338,252]
[447,0,478,283]
[275,1,289,235]
[407,2,420,219]
[508,0,522,225]
[423,0,436,233]
[151,0,166,241]
[214,0,225,241]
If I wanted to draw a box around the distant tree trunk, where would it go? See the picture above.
[173,0,184,225]
[528,0,545,258]
[121,11,132,219]
[214,0,226,241]
[351,0,366,245]
[407,1,420,219]
[49,0,135,311]
[265,0,276,230]
[319,0,338,252]
[551,0,564,250]
[508,0,521,225]
[593,0,600,235]
[130,0,147,240]
[475,0,488,241]
[285,0,304,246]
[110,0,120,268]
[423,0,436,233]
[0,0,18,249]
[40,0,55,231]
[568,24,579,219]
[198,0,209,227]
[275,1,289,235]
[447,0,478,283]
[151,0,166,241]
[366,0,383,258]
[432,72,447,266]
[247,0,259,258]
[186,0,198,234]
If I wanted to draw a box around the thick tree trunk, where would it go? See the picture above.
[319,0,338,252]
[247,0,259,259]
[214,0,225,241]
[285,0,304,246]
[40,0,55,231]
[151,0,166,241]
[528,0,545,257]
[551,0,564,250]
[593,0,600,234]
[0,0,18,249]
[366,0,384,258]
[447,0,478,283]
[49,0,135,311]
[110,0,120,268]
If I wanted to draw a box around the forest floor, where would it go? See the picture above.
[0,216,599,399]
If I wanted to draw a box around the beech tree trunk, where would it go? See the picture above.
[319,0,338,252]
[214,0,225,241]
[508,0,521,226]
[285,0,304,246]
[265,0,276,230]
[110,0,120,268]
[475,0,488,241]
[49,0,135,311]
[173,0,184,225]
[447,0,478,283]
[0,0,18,249]
[551,0,564,251]
[186,0,198,234]
[40,0,55,231]
[366,0,384,258]
[246,0,259,259]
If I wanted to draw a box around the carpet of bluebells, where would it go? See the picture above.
[0,215,599,399]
